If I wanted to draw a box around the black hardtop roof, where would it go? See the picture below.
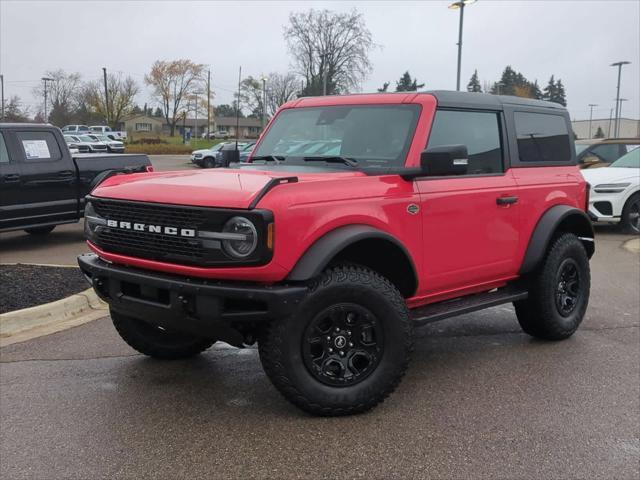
[0,123,61,130]
[426,90,565,111]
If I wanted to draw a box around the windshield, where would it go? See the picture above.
[253,105,420,168]
[610,148,640,168]
[80,135,97,142]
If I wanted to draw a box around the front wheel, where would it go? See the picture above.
[515,233,590,340]
[259,265,413,416]
[203,157,215,169]
[621,193,640,234]
[111,310,216,359]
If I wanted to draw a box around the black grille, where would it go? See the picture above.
[88,197,273,267]
[92,199,206,228]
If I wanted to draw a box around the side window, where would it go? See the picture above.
[0,133,10,164]
[624,144,640,154]
[15,131,63,162]
[514,112,571,163]
[590,144,625,163]
[427,110,503,174]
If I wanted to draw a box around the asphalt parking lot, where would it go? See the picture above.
[1,216,638,478]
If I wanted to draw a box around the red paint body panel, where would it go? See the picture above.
[89,92,588,308]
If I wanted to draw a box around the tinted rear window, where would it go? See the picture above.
[514,112,571,163]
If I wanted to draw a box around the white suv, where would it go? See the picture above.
[582,147,640,233]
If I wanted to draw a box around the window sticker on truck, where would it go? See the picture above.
[22,140,51,159]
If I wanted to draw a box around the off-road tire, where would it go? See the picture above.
[515,233,590,340]
[621,193,640,234]
[259,265,413,416]
[24,225,55,235]
[111,309,216,360]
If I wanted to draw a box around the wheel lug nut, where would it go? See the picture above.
[326,336,331,341]
[328,348,333,353]
[348,342,353,347]
[339,351,345,357]
[335,327,340,332]
[347,330,351,336]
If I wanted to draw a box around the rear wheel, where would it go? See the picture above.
[515,233,590,340]
[621,193,640,234]
[24,225,55,235]
[111,310,216,359]
[259,265,413,416]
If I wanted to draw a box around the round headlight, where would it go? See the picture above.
[221,216,258,258]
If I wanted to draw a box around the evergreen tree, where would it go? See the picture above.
[594,126,605,138]
[543,75,556,103]
[131,104,143,115]
[377,81,390,92]
[395,71,424,92]
[554,79,567,106]
[531,80,543,100]
[467,70,482,92]
[153,107,163,117]
[490,66,518,95]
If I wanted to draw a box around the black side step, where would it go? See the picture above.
[411,287,528,326]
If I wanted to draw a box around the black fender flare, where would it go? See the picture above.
[519,205,595,275]
[287,225,418,286]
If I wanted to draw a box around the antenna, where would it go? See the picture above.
[236,65,241,151]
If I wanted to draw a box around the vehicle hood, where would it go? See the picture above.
[191,149,212,155]
[91,168,365,209]
[581,167,640,186]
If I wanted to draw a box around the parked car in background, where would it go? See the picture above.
[0,123,151,235]
[239,141,256,162]
[208,130,230,139]
[575,138,640,169]
[582,147,640,233]
[89,125,127,141]
[62,125,90,135]
[63,135,90,153]
[64,134,108,153]
[191,142,226,168]
[86,134,125,153]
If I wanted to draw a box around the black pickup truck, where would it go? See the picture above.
[0,123,151,235]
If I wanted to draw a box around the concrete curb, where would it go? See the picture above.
[0,288,107,347]
[623,238,640,254]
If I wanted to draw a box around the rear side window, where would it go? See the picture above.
[427,110,503,174]
[589,144,625,163]
[15,131,63,162]
[514,112,571,163]
[0,133,9,163]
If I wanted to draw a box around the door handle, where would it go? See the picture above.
[3,173,20,183]
[58,170,75,177]
[496,196,518,206]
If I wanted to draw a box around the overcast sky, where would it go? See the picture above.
[1,0,638,121]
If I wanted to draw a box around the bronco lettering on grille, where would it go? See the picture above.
[106,219,196,237]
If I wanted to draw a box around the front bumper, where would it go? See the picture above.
[78,253,307,339]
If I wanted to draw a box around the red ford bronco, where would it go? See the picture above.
[79,91,595,416]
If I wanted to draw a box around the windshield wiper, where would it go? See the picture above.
[250,155,285,164]
[303,156,359,168]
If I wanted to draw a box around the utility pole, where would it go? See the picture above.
[617,99,628,137]
[610,61,630,140]
[207,69,211,140]
[102,67,109,126]
[0,74,4,121]
[261,75,267,129]
[194,93,198,140]
[41,77,54,123]
[449,0,476,91]
[320,53,328,96]
[588,104,598,139]
[607,108,613,138]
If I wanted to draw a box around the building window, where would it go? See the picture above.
[135,123,153,132]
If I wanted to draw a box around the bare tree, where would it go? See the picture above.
[236,76,264,118]
[265,72,299,116]
[284,9,375,96]
[145,59,204,136]
[84,73,139,128]
[32,69,82,125]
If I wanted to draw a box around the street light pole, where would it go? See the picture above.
[41,77,54,123]
[617,99,628,137]
[0,74,4,121]
[610,61,630,139]
[260,76,267,129]
[449,0,476,91]
[588,104,597,138]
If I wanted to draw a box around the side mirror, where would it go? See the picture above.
[420,144,469,176]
